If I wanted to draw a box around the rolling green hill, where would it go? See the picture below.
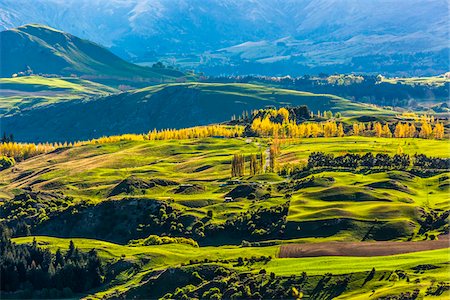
[0,24,188,85]
[0,75,118,115]
[1,137,448,244]
[1,82,390,142]
[1,136,449,299]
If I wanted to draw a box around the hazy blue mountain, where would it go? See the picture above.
[1,0,448,76]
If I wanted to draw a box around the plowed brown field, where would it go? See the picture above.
[279,235,450,258]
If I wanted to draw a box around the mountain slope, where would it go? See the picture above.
[0,75,118,115]
[1,83,387,142]
[0,24,186,83]
[0,0,448,76]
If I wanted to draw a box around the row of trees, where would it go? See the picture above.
[231,142,282,177]
[0,142,56,161]
[80,125,243,145]
[0,125,243,161]
[231,153,266,177]
[251,119,344,138]
[147,125,242,140]
[306,152,450,170]
[250,116,445,140]
[231,154,246,177]
[1,228,104,295]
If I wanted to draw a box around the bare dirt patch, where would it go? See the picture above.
[279,235,450,258]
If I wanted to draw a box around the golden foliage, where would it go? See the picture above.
[0,142,56,161]
[148,125,243,140]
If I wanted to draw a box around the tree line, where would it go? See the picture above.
[306,152,450,170]
[231,146,281,177]
[249,108,445,140]
[231,153,265,177]
[0,227,104,297]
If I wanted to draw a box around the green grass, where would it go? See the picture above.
[263,248,449,275]
[135,82,391,117]
[2,137,448,243]
[1,81,395,142]
[0,75,118,114]
[3,135,450,298]
[279,137,450,164]
[12,236,450,299]
[13,236,279,267]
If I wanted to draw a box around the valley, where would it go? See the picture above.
[0,17,449,300]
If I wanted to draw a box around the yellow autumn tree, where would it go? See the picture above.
[374,122,383,137]
[419,121,433,139]
[277,107,290,123]
[337,123,345,137]
[352,123,360,136]
[433,122,444,139]
[382,124,392,138]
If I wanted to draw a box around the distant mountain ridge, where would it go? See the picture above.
[0,0,448,76]
[0,24,187,84]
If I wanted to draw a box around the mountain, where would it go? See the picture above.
[1,82,387,142]
[0,24,188,84]
[1,0,448,76]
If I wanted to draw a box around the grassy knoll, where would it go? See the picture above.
[13,236,278,265]
[0,75,118,114]
[134,82,390,117]
[286,171,449,227]
[1,135,449,298]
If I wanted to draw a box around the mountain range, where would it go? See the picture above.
[1,0,448,76]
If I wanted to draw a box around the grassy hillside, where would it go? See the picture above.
[1,135,449,298]
[1,137,448,244]
[0,76,118,115]
[11,236,450,299]
[1,82,390,142]
[0,24,188,85]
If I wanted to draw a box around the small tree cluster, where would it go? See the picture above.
[231,154,245,177]
[232,153,265,177]
[0,229,104,295]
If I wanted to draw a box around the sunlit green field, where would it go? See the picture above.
[2,136,449,299]
[279,137,450,164]
[2,137,448,241]
[13,236,450,299]
[0,75,117,114]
